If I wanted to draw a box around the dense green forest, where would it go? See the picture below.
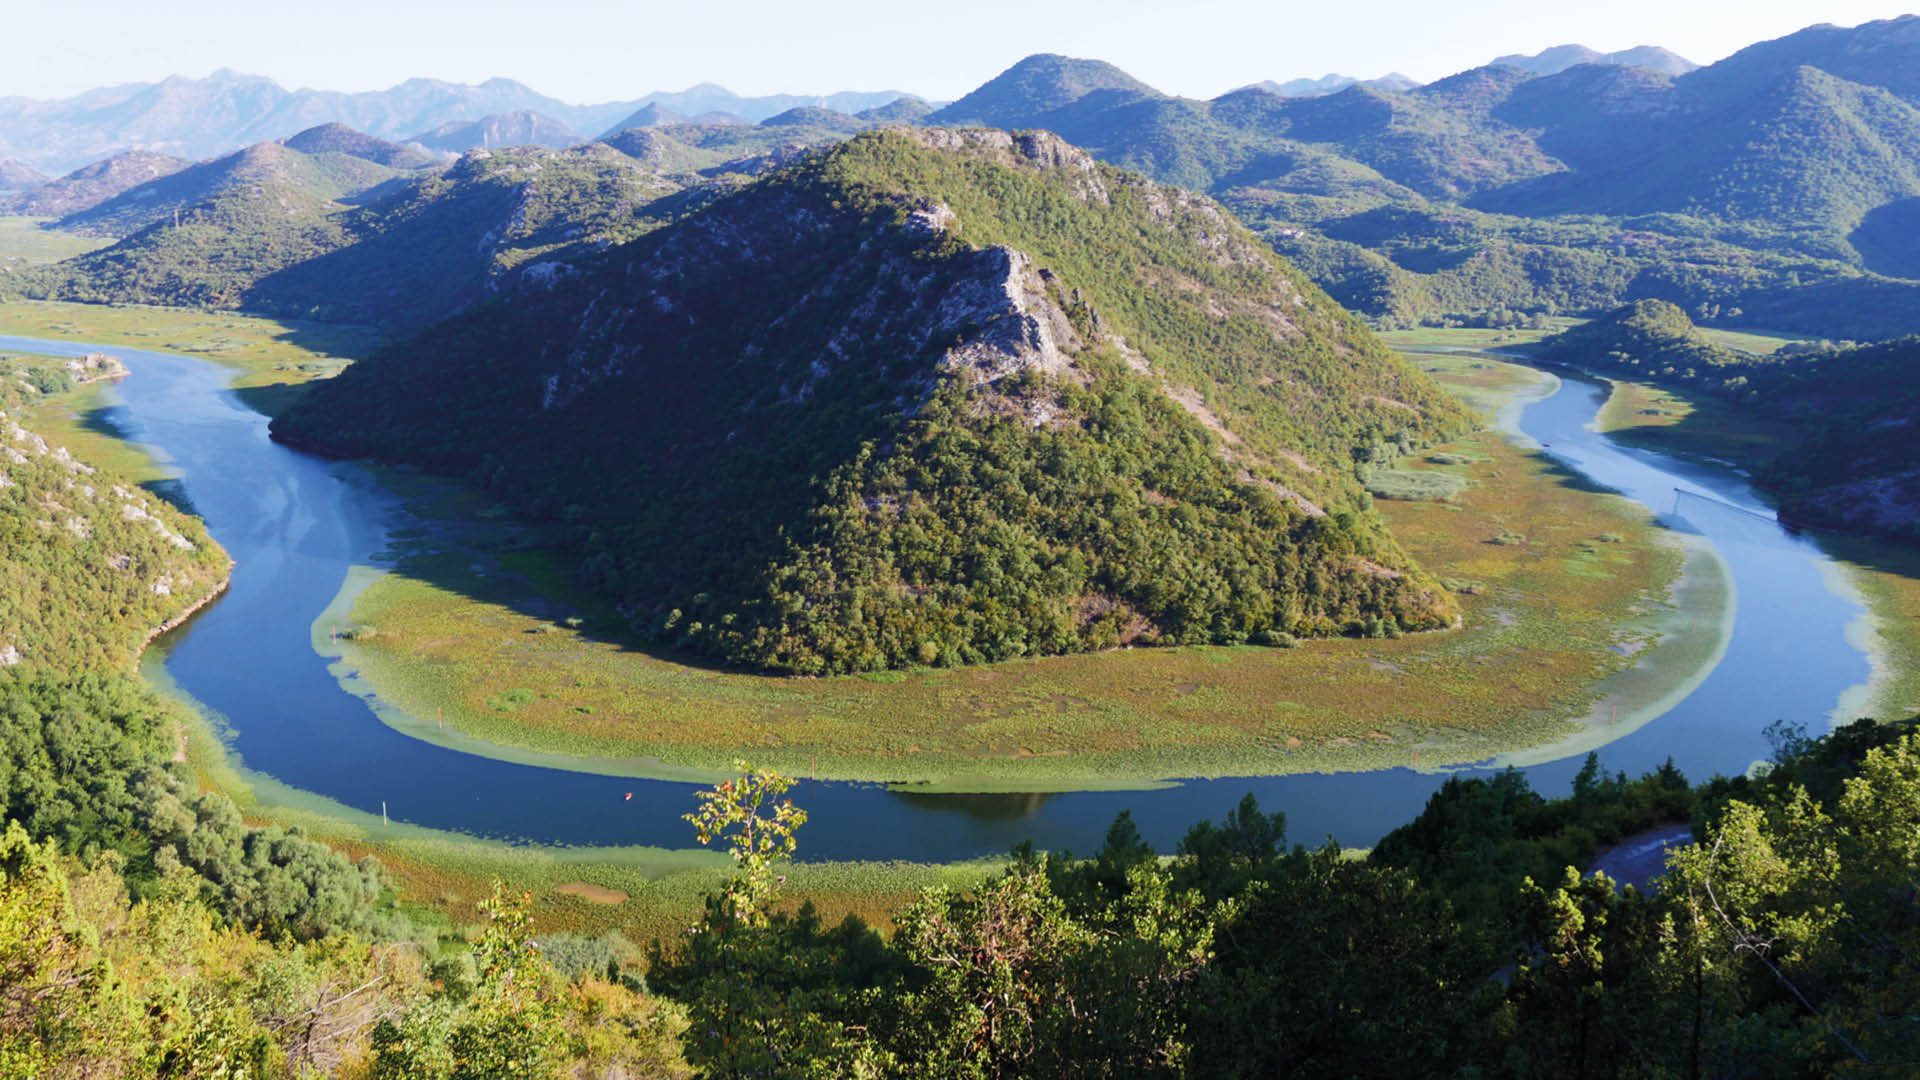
[275,129,1470,674]
[637,719,1920,1076]
[1532,301,1920,540]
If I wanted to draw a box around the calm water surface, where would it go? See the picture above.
[0,335,1874,860]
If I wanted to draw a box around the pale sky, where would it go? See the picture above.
[4,0,1914,103]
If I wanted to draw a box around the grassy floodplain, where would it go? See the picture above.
[1590,366,1920,723]
[0,215,112,270]
[0,297,376,416]
[1421,318,1920,726]
[326,352,1711,789]
[169,682,998,942]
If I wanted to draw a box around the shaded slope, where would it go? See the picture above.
[1482,65,1920,230]
[249,144,685,331]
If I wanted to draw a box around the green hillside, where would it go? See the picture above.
[0,354,229,672]
[276,129,1471,674]
[248,143,687,331]
[26,141,694,331]
[54,140,404,237]
[910,24,1920,338]
[1532,299,1743,378]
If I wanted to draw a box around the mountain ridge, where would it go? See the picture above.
[0,71,912,173]
[272,127,1471,673]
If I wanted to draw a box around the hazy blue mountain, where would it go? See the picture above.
[856,95,937,123]
[1479,63,1920,230]
[626,83,908,123]
[0,150,189,217]
[410,111,583,152]
[281,122,440,168]
[1489,44,1696,77]
[1681,14,1920,106]
[599,102,749,132]
[0,159,47,191]
[0,70,909,173]
[929,55,1163,127]
[1241,74,1422,98]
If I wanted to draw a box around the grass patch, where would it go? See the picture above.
[1821,535,1920,722]
[1366,468,1469,502]
[1594,378,1794,465]
[1376,320,1580,351]
[1697,326,1815,355]
[0,216,110,271]
[0,298,376,414]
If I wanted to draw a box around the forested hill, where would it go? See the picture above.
[275,128,1471,674]
[0,355,229,672]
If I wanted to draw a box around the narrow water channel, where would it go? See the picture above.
[1,334,1877,860]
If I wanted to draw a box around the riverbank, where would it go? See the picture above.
[1388,325,1920,725]
[168,681,999,942]
[322,353,1709,789]
[1543,352,1920,725]
[0,298,376,415]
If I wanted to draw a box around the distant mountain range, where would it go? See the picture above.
[0,40,1710,175]
[905,18,1920,337]
[410,110,583,153]
[1241,74,1423,98]
[1489,44,1697,77]
[0,69,912,173]
[6,17,1919,343]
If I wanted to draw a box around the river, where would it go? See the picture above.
[0,334,1879,861]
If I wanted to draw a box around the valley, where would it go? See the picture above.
[5,10,1920,1074]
